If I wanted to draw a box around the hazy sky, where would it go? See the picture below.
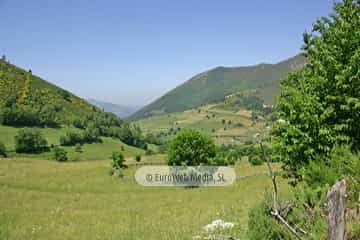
[1,0,333,106]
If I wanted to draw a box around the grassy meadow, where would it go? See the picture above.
[0,125,144,161]
[0,157,287,240]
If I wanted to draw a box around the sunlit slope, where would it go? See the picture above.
[0,59,101,124]
[131,54,306,119]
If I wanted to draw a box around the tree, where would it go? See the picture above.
[273,0,360,178]
[168,130,216,166]
[112,151,126,169]
[53,147,68,162]
[248,1,360,239]
[39,104,59,127]
[60,131,83,146]
[14,128,48,153]
[1,55,6,61]
[0,142,6,157]
[135,154,141,163]
[82,124,101,143]
[0,107,40,127]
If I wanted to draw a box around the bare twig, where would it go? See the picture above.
[259,142,305,240]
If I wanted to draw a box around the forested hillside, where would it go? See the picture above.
[131,54,306,119]
[0,59,101,125]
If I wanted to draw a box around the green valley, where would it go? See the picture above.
[1,0,359,239]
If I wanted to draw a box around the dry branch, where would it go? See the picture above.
[259,142,305,240]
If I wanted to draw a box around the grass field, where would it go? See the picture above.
[0,125,144,161]
[0,157,288,240]
[136,103,267,144]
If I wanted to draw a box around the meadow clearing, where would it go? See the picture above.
[0,125,144,161]
[0,157,287,240]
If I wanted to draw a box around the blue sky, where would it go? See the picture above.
[1,0,333,106]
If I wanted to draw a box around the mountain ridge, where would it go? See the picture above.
[130,54,306,120]
[87,98,140,118]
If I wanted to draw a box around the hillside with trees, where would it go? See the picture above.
[130,54,306,119]
[0,59,104,126]
[0,59,148,159]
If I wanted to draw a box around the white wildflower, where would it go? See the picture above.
[203,219,235,232]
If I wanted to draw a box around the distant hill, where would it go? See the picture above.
[87,99,140,118]
[0,59,103,124]
[130,54,306,119]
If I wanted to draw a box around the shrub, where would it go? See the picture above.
[247,193,294,240]
[211,146,240,166]
[0,142,6,157]
[53,147,68,162]
[210,155,228,166]
[60,131,83,146]
[60,128,101,146]
[14,128,48,153]
[301,145,360,204]
[82,126,101,144]
[0,107,40,127]
[168,130,216,166]
[0,107,58,127]
[72,118,85,129]
[226,149,239,165]
[248,154,263,166]
[112,151,126,169]
[74,143,82,153]
[135,154,141,163]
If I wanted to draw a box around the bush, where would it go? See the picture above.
[301,145,360,204]
[0,107,40,127]
[60,131,83,146]
[213,145,241,166]
[0,142,6,157]
[60,128,101,147]
[74,143,82,153]
[112,151,126,169]
[72,118,86,129]
[0,107,58,127]
[248,154,263,166]
[247,193,295,240]
[53,147,68,162]
[82,126,101,144]
[210,155,228,166]
[226,149,238,165]
[135,154,141,163]
[168,130,216,166]
[14,128,48,153]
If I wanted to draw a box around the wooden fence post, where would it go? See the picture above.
[327,179,346,240]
